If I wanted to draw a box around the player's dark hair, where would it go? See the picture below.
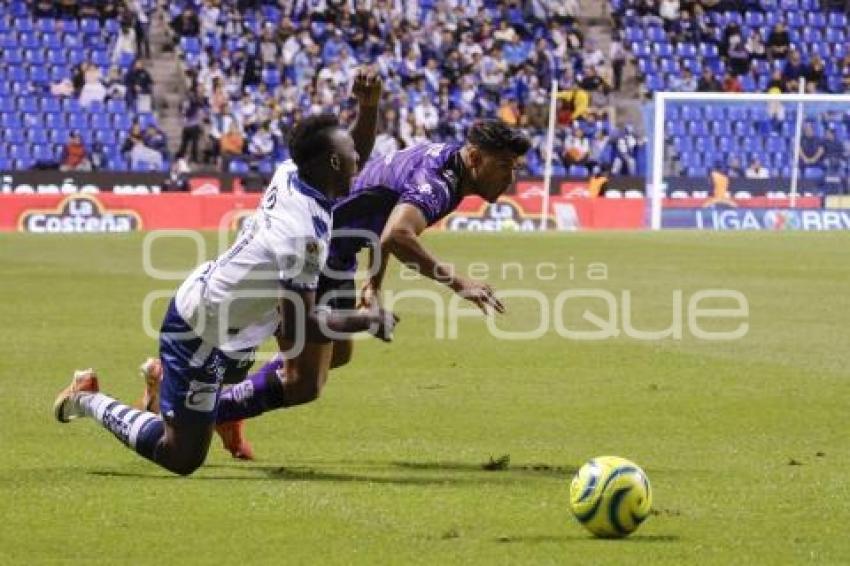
[288,113,341,169]
[467,119,531,156]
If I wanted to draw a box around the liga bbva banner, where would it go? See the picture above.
[0,193,842,233]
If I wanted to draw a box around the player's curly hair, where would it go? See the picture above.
[467,119,531,156]
[288,113,341,169]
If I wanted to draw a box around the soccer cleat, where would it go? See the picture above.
[135,357,162,413]
[215,419,255,460]
[53,369,100,423]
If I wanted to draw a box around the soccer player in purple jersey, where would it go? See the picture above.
[198,119,532,458]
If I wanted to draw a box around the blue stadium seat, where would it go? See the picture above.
[31,144,53,162]
[829,13,847,29]
[808,12,827,28]
[686,166,708,178]
[654,43,673,57]
[676,44,697,58]
[180,36,201,54]
[61,98,81,113]
[90,113,111,129]
[67,114,88,129]
[826,29,845,44]
[688,121,709,136]
[787,12,804,27]
[104,19,120,34]
[4,48,23,65]
[0,97,14,113]
[80,18,100,35]
[26,128,47,144]
[646,27,666,42]
[44,113,65,128]
[0,33,16,49]
[13,17,32,32]
[18,97,38,113]
[106,99,126,114]
[4,127,24,143]
[0,112,20,127]
[745,12,764,27]
[19,32,39,49]
[35,18,55,33]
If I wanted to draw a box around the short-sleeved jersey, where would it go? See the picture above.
[326,142,465,273]
[175,161,332,352]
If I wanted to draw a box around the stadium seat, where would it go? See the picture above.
[568,165,589,177]
[80,18,100,35]
[829,13,847,29]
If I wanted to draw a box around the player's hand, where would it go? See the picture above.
[366,307,399,342]
[351,66,382,107]
[358,279,381,311]
[451,277,506,315]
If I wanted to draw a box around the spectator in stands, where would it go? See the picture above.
[120,122,144,160]
[129,138,164,171]
[745,29,767,61]
[697,68,722,92]
[248,123,274,161]
[727,156,745,177]
[497,96,522,126]
[219,122,245,169]
[745,157,770,179]
[105,66,127,100]
[178,86,204,163]
[112,20,137,65]
[60,132,92,172]
[79,66,107,108]
[128,0,150,59]
[823,127,846,173]
[727,35,750,76]
[125,59,153,107]
[767,21,791,61]
[722,72,742,93]
[782,50,807,92]
[586,129,611,175]
[609,33,626,92]
[170,8,200,44]
[799,122,826,175]
[564,127,590,166]
[660,0,681,31]
[611,126,639,175]
[144,125,169,162]
[840,52,850,93]
[671,67,698,92]
[805,55,827,93]
[579,67,611,109]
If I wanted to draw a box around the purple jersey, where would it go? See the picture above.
[327,142,465,273]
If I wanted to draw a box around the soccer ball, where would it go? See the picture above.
[569,456,652,538]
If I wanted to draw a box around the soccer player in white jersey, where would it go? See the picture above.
[53,88,396,474]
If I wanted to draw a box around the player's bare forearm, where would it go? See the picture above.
[279,291,397,345]
[379,226,458,290]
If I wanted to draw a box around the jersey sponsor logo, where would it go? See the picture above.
[18,195,142,233]
[185,380,219,412]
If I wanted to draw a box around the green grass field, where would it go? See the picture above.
[2,231,849,564]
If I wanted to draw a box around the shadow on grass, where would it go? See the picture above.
[88,459,577,485]
[493,534,680,544]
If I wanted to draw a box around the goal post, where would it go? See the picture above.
[648,89,850,229]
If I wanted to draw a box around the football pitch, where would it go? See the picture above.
[1,231,849,564]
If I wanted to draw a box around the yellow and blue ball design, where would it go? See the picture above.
[569,456,652,538]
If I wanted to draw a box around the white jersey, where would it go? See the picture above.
[175,161,331,352]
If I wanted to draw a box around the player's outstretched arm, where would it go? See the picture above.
[349,66,382,168]
[279,289,398,345]
[371,204,505,315]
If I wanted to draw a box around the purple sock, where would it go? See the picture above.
[216,357,286,423]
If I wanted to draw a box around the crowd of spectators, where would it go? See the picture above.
[164,0,645,177]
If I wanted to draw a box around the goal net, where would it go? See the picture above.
[646,90,850,229]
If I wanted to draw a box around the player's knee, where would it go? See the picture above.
[167,452,207,476]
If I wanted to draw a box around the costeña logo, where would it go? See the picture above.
[19,195,142,233]
[445,199,556,232]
